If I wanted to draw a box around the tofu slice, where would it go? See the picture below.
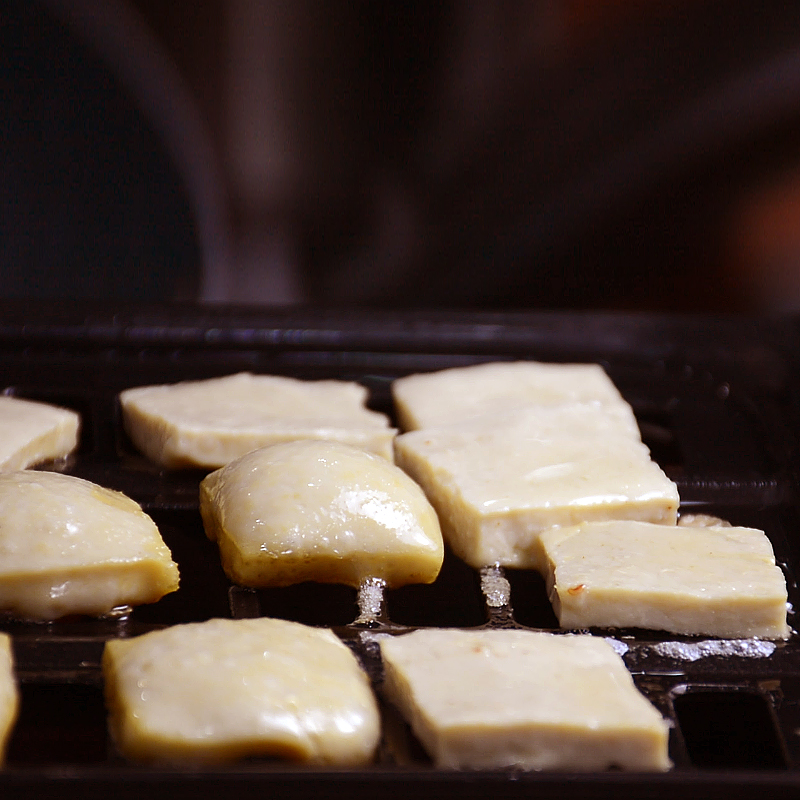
[0,471,179,621]
[120,372,396,469]
[379,628,671,771]
[103,617,380,765]
[394,405,678,570]
[200,439,444,589]
[538,519,790,638]
[392,361,634,432]
[0,634,19,766]
[0,395,79,471]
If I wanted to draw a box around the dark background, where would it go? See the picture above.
[5,0,800,312]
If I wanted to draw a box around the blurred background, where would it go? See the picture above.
[4,0,800,312]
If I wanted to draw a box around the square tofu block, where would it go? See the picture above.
[538,520,790,638]
[0,471,179,621]
[103,617,381,765]
[200,439,443,589]
[120,372,396,469]
[0,395,79,471]
[392,361,634,432]
[394,405,678,570]
[0,634,18,765]
[379,628,671,771]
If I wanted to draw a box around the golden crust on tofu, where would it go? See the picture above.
[103,617,381,765]
[200,439,443,589]
[0,471,179,621]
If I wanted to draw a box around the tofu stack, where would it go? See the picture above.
[392,361,789,639]
[393,361,679,572]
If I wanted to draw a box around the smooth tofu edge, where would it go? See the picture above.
[0,397,80,471]
[0,561,179,622]
[0,634,18,766]
[120,373,397,468]
[539,521,791,639]
[125,402,397,468]
[390,361,631,432]
[394,435,678,571]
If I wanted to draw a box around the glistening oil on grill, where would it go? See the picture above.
[0,302,799,798]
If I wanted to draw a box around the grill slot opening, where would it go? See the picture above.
[386,549,485,628]
[504,568,559,629]
[673,688,786,769]
[6,682,108,765]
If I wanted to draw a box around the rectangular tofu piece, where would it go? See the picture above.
[379,628,671,771]
[538,519,790,638]
[392,361,635,432]
[103,617,380,765]
[0,395,79,471]
[120,372,396,469]
[0,471,179,621]
[394,405,678,570]
[0,634,18,765]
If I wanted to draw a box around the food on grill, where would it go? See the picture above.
[379,628,671,771]
[0,395,80,471]
[391,360,635,432]
[393,404,678,570]
[0,471,179,621]
[538,519,790,639]
[119,372,396,469]
[0,634,18,766]
[200,439,443,588]
[102,617,381,765]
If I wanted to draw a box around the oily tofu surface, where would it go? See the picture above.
[0,395,79,471]
[379,628,671,771]
[103,617,381,765]
[0,471,179,621]
[201,439,443,588]
[120,372,396,468]
[392,361,634,432]
[539,520,790,638]
[394,405,678,570]
[0,634,19,766]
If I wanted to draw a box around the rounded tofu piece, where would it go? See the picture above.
[0,395,79,471]
[200,439,444,588]
[103,617,381,765]
[392,361,635,432]
[0,471,179,621]
[119,372,396,469]
[0,634,19,766]
[539,520,790,638]
[394,405,678,571]
[379,628,671,771]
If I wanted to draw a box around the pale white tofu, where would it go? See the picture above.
[394,405,678,570]
[379,628,671,771]
[538,520,790,639]
[0,471,179,621]
[200,439,443,589]
[103,617,380,765]
[0,395,79,471]
[0,634,18,766]
[392,361,635,432]
[120,372,396,469]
